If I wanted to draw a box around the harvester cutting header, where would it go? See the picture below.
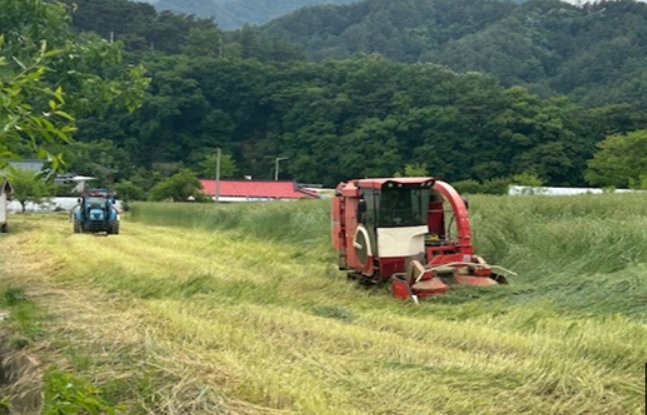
[331,177,511,302]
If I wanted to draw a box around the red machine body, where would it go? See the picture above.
[331,177,507,300]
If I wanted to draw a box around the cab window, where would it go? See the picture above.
[378,186,429,227]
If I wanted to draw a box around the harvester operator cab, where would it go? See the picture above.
[356,181,431,229]
[355,180,458,246]
[378,184,427,227]
[346,178,436,279]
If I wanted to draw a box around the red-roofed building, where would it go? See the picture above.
[199,179,320,202]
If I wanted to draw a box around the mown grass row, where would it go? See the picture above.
[130,193,647,321]
[3,193,646,414]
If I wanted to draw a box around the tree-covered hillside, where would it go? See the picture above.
[10,0,647,199]
[262,0,647,108]
[153,0,359,30]
[61,52,646,189]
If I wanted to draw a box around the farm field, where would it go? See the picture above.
[1,194,646,414]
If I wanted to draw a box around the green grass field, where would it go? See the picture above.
[1,194,646,414]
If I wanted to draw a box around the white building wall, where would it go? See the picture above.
[508,185,643,196]
[0,192,6,223]
[7,197,123,213]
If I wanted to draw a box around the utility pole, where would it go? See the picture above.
[219,35,223,58]
[215,148,221,203]
[110,31,114,44]
[274,157,288,181]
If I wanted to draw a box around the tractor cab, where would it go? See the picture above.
[72,189,120,234]
[80,190,113,220]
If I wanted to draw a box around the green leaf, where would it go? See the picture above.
[2,116,19,133]
[53,110,74,121]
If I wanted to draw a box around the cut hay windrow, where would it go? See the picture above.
[1,193,646,414]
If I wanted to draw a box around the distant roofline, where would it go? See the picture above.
[198,178,319,199]
[200,178,299,183]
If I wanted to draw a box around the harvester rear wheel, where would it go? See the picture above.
[73,220,81,234]
[490,273,508,284]
[1,223,8,233]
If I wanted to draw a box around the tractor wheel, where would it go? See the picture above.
[112,222,120,235]
[73,220,81,234]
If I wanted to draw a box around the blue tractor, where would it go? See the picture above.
[72,189,120,235]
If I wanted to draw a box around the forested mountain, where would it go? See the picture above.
[61,0,309,61]
[152,0,359,30]
[15,0,647,197]
[68,55,628,188]
[65,0,647,109]
[262,0,647,108]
